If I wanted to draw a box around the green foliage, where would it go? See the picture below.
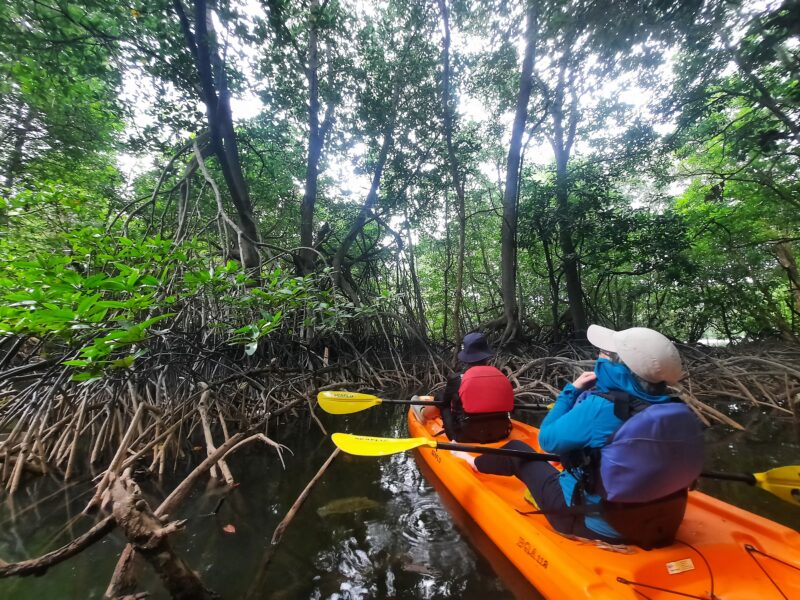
[0,1,125,190]
[0,187,373,380]
[1,0,797,349]
[665,0,800,341]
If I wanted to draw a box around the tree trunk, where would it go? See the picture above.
[299,0,324,275]
[553,149,587,334]
[438,0,467,349]
[3,107,33,191]
[404,213,428,336]
[550,72,587,335]
[775,241,800,334]
[332,108,396,295]
[442,189,452,340]
[500,0,538,343]
[539,226,560,331]
[175,0,261,271]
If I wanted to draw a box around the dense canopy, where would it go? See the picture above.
[1,0,798,356]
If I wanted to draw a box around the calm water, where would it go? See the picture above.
[0,404,797,599]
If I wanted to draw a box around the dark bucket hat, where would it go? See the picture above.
[457,332,494,363]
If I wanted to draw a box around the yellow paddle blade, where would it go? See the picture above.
[317,391,382,415]
[754,466,800,507]
[331,433,435,456]
[523,489,539,509]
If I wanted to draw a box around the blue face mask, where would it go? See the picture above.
[593,357,671,402]
[593,358,633,392]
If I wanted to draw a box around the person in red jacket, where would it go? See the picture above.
[413,332,514,443]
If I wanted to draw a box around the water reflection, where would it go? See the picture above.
[0,403,797,599]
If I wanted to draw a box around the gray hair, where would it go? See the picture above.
[632,372,669,396]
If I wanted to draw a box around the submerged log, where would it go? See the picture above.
[109,473,217,600]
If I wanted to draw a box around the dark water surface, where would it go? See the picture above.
[0,404,797,599]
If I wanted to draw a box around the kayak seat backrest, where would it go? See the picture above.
[602,490,689,550]
[452,412,511,443]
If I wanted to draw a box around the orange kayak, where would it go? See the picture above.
[407,409,800,599]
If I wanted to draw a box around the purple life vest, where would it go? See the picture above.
[599,399,704,503]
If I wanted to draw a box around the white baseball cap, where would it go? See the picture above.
[587,324,683,385]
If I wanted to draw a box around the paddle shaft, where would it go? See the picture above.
[434,442,560,461]
[432,446,760,481]
[432,443,762,484]
[381,399,442,407]
[699,471,757,485]
[433,448,763,486]
[376,398,549,411]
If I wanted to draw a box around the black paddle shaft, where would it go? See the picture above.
[435,442,560,461]
[431,442,762,482]
[382,398,549,411]
[698,471,757,485]
[382,399,442,407]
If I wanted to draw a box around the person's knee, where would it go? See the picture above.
[503,440,534,452]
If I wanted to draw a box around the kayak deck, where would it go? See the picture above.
[407,409,800,600]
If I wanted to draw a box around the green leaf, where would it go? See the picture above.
[110,355,136,369]
[77,293,101,314]
[63,359,90,366]
[140,275,160,286]
[137,313,176,330]
[96,300,129,309]
[71,372,102,383]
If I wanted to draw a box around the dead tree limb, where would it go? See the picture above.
[106,432,247,598]
[110,473,217,600]
[0,515,115,578]
[245,447,340,599]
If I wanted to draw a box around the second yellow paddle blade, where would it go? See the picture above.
[756,466,800,507]
[331,433,433,456]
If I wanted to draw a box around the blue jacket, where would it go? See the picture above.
[538,359,673,538]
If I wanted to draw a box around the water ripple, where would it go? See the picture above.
[397,495,460,545]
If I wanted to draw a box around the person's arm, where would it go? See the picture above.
[537,372,596,454]
[542,383,580,422]
[439,374,461,409]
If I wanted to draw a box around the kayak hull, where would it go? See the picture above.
[407,410,800,600]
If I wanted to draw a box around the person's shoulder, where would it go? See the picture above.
[446,372,462,384]
[576,391,617,411]
[465,364,504,375]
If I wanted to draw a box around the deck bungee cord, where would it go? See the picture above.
[744,544,799,600]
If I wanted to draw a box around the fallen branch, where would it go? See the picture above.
[0,515,115,578]
[106,432,247,598]
[246,447,340,599]
[110,473,217,600]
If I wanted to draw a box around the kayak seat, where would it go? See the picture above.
[603,489,689,550]
[451,411,512,443]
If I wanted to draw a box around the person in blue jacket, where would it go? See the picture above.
[453,324,685,543]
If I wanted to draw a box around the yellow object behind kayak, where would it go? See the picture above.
[755,466,800,506]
